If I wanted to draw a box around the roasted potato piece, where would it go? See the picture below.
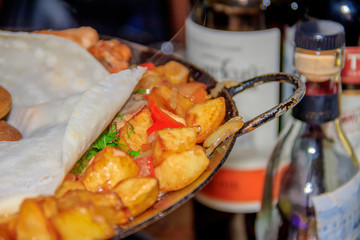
[151,85,194,118]
[185,97,226,143]
[52,207,114,240]
[118,106,153,153]
[135,74,163,92]
[82,146,140,192]
[35,27,99,49]
[155,145,209,192]
[55,179,85,198]
[155,60,189,84]
[113,177,159,217]
[0,215,17,240]
[57,190,129,225]
[152,127,200,167]
[15,198,58,240]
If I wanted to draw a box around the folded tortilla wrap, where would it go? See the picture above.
[0,31,146,215]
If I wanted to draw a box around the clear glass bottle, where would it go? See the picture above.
[255,20,359,240]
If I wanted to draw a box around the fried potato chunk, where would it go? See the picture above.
[151,85,194,118]
[185,97,226,143]
[56,190,129,225]
[118,106,153,153]
[82,146,140,192]
[55,179,86,198]
[155,60,189,84]
[52,207,114,240]
[15,198,58,240]
[155,145,209,192]
[152,127,200,167]
[113,177,159,217]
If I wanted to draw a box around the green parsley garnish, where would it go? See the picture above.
[70,122,120,175]
[134,88,146,94]
[70,118,142,175]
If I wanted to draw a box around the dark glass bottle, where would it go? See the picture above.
[256,20,359,239]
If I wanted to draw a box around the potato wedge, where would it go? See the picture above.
[52,207,114,240]
[113,177,159,217]
[118,106,153,153]
[82,146,140,192]
[152,127,200,167]
[15,198,58,240]
[135,74,162,92]
[185,97,226,143]
[56,190,129,225]
[151,85,194,118]
[55,179,86,198]
[0,215,17,239]
[155,145,209,192]
[155,60,189,84]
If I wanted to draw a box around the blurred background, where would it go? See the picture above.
[0,0,189,45]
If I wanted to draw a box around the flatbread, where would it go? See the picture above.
[0,31,146,215]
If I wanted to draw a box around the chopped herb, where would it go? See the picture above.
[70,122,120,175]
[125,121,135,138]
[134,88,146,94]
[129,150,140,157]
[116,113,125,120]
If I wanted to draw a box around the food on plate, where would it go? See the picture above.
[0,27,245,239]
[0,86,22,141]
[0,85,11,119]
[34,26,99,49]
[89,39,131,74]
[35,27,131,74]
[0,120,22,141]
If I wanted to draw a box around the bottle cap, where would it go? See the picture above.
[295,20,345,51]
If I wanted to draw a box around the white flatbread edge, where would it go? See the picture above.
[0,67,146,215]
[0,30,146,215]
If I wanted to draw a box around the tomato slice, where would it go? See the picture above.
[135,156,156,178]
[139,62,156,70]
[177,82,207,104]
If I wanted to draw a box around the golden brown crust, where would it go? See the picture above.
[0,86,12,119]
[0,120,22,141]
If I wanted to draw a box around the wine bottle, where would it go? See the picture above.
[185,0,280,238]
[255,20,359,240]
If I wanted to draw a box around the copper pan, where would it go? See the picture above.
[107,39,306,239]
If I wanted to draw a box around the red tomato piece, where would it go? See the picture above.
[139,62,156,70]
[146,120,184,135]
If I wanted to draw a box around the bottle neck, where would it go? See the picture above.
[292,86,340,124]
[293,47,343,124]
[191,0,266,31]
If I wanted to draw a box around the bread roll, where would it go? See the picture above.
[0,85,11,119]
[0,120,22,141]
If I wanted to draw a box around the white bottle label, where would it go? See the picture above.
[312,171,360,240]
[185,17,280,159]
[186,17,280,212]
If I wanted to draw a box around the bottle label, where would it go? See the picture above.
[342,46,360,85]
[292,94,339,123]
[312,171,360,239]
[185,17,280,155]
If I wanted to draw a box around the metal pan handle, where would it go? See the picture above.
[225,73,306,137]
